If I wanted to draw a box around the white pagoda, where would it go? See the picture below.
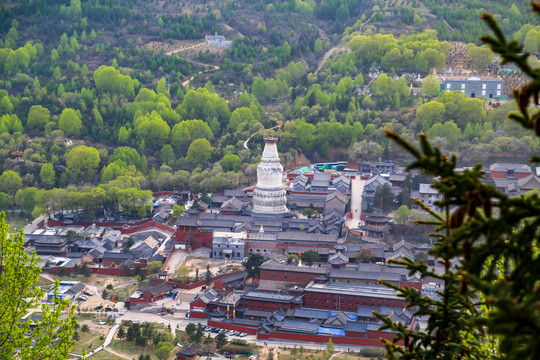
[251,137,288,215]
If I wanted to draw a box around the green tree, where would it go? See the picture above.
[220,152,241,171]
[216,331,227,348]
[421,75,440,97]
[176,265,190,283]
[15,187,38,213]
[0,96,13,115]
[117,326,125,340]
[39,163,56,189]
[134,111,170,150]
[147,261,163,276]
[160,144,175,165]
[58,108,82,137]
[0,170,22,195]
[301,250,320,266]
[0,212,77,359]
[349,140,384,161]
[66,145,101,182]
[186,138,213,164]
[394,205,411,225]
[156,342,173,360]
[185,323,196,337]
[206,264,212,285]
[27,105,50,131]
[374,183,394,212]
[172,205,184,218]
[243,253,266,277]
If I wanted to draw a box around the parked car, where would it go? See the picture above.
[94,305,103,310]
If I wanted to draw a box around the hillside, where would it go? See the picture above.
[0,0,538,219]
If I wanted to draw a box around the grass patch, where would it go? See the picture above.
[72,330,103,355]
[106,338,158,359]
[5,213,29,231]
[109,284,139,302]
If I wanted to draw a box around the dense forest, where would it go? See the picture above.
[0,0,538,220]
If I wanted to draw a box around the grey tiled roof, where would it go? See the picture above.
[280,319,318,333]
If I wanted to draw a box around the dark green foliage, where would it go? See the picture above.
[243,253,266,278]
[300,250,320,266]
[216,331,227,348]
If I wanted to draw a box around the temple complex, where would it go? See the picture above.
[251,137,288,215]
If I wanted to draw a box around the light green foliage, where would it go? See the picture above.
[156,77,169,96]
[524,28,539,52]
[60,0,82,20]
[295,121,315,153]
[101,162,142,183]
[0,96,13,115]
[220,152,241,171]
[186,138,213,164]
[413,101,446,131]
[15,187,38,213]
[0,170,22,194]
[115,188,153,217]
[349,140,383,161]
[427,121,462,147]
[109,146,147,171]
[393,205,411,225]
[348,30,448,73]
[171,119,214,154]
[0,114,23,133]
[176,265,190,283]
[172,204,184,218]
[5,47,30,74]
[178,88,230,131]
[228,107,255,132]
[314,38,324,53]
[93,65,135,97]
[27,105,50,130]
[58,108,82,137]
[134,111,171,150]
[421,75,441,97]
[118,126,130,143]
[147,261,163,275]
[40,163,56,189]
[0,212,77,359]
[66,145,101,182]
[4,27,19,48]
[466,43,495,69]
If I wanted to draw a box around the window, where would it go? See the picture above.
[446,83,451,89]
[461,83,466,89]
[482,90,486,96]
[461,90,465,93]
[497,84,501,89]
[482,84,486,89]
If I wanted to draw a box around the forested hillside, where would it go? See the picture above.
[0,0,538,220]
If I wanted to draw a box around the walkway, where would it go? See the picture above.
[70,324,119,358]
[345,176,366,229]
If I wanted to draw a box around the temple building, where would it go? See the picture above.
[251,137,289,215]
